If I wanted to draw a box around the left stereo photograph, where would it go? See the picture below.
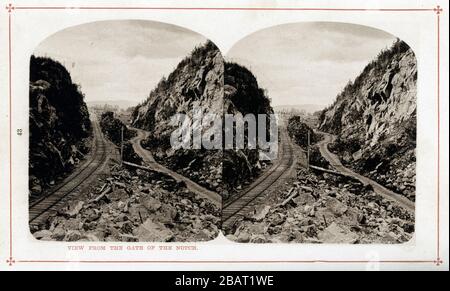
[28,20,223,242]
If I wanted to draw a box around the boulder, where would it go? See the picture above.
[51,227,66,241]
[325,197,348,217]
[109,189,129,201]
[154,204,178,224]
[133,219,174,242]
[293,193,316,206]
[268,213,286,226]
[140,196,162,213]
[33,230,52,240]
[318,222,358,243]
[236,231,251,243]
[252,205,271,222]
[64,230,83,242]
[250,235,268,243]
[65,201,84,218]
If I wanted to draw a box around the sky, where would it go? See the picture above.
[34,20,207,105]
[226,22,397,108]
[34,21,396,109]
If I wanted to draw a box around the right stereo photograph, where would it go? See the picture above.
[222,22,416,244]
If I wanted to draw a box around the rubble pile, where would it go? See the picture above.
[32,165,221,242]
[226,167,414,244]
[164,150,223,193]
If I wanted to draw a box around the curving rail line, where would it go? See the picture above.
[222,128,295,230]
[29,117,109,227]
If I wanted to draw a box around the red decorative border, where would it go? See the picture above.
[4,3,444,268]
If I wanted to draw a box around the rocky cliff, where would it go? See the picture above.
[223,62,273,198]
[287,115,318,148]
[131,42,273,196]
[131,41,224,192]
[99,111,141,164]
[318,40,417,200]
[29,56,91,198]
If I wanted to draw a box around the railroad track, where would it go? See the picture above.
[29,118,108,227]
[222,128,295,230]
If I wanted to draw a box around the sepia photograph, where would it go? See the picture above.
[29,20,222,242]
[29,20,417,244]
[0,0,446,273]
[223,22,416,244]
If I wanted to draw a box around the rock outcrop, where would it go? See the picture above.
[29,56,91,198]
[100,111,136,146]
[287,115,318,148]
[223,62,273,198]
[318,40,417,200]
[131,41,223,193]
[99,111,140,164]
[131,42,274,196]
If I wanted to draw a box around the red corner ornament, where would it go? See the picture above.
[5,3,14,13]
[434,5,443,14]
[6,257,15,266]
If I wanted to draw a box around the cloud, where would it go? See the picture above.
[227,22,396,107]
[33,20,207,104]
[33,20,398,108]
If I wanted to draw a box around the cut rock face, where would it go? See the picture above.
[29,56,91,199]
[131,41,224,194]
[318,40,416,200]
[225,165,414,244]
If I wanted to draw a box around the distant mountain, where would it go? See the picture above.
[274,104,326,114]
[87,100,137,109]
